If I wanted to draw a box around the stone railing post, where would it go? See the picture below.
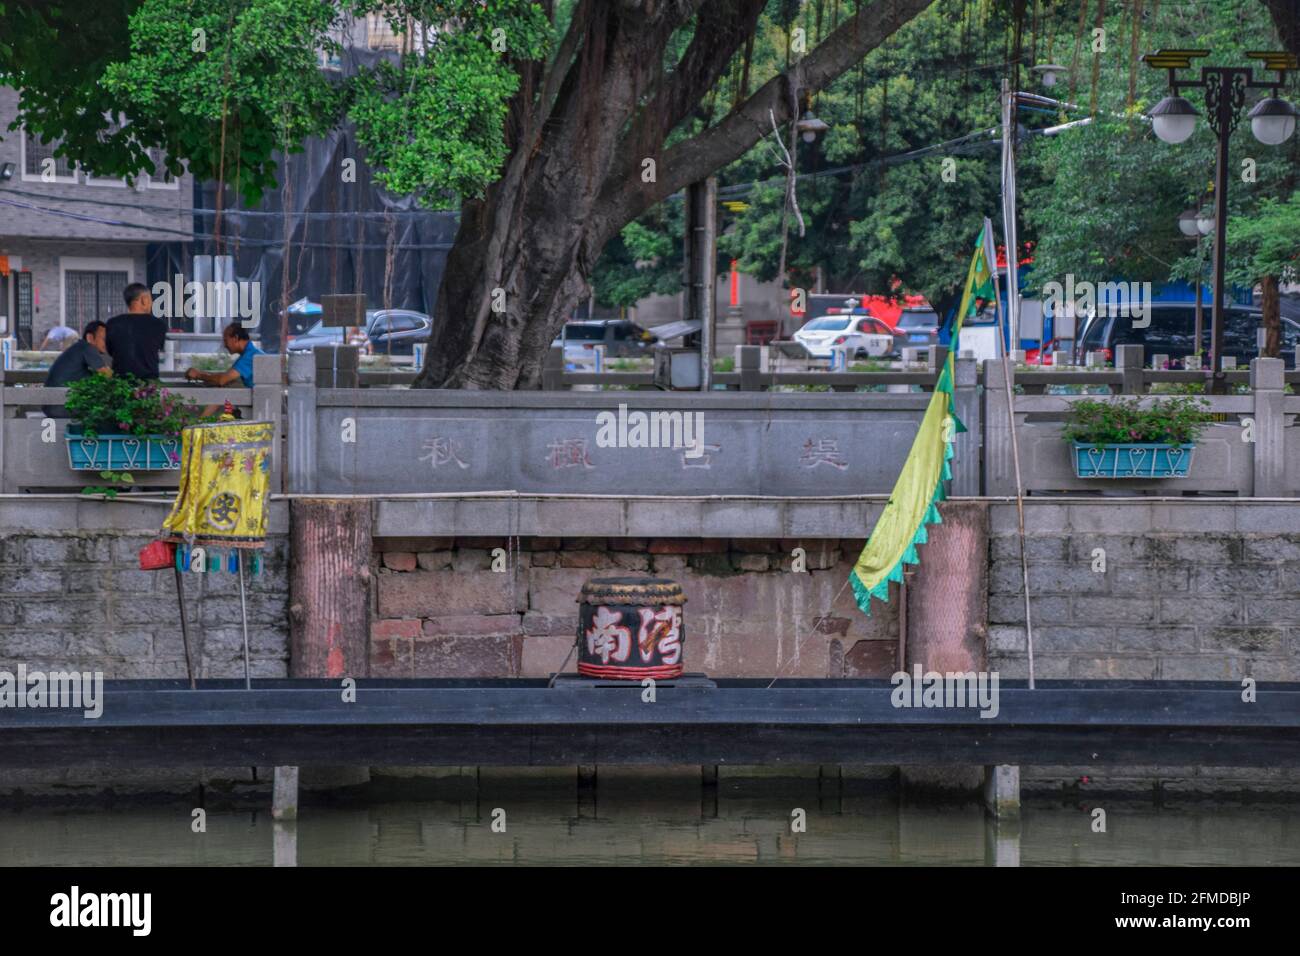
[736,344,763,391]
[982,357,1018,497]
[542,344,565,390]
[286,352,317,494]
[1250,356,1286,497]
[928,344,949,380]
[951,354,980,496]
[1116,343,1144,394]
[252,353,284,494]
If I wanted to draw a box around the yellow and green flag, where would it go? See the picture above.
[850,224,997,613]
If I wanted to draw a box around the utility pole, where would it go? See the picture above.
[684,177,718,390]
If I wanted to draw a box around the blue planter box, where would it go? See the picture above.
[1072,442,1195,479]
[65,433,182,471]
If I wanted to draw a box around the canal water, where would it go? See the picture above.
[2,783,1299,865]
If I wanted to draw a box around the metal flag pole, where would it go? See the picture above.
[173,563,196,690]
[999,79,1023,350]
[237,549,252,690]
[984,217,1036,689]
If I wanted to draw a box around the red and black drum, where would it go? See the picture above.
[577,577,686,680]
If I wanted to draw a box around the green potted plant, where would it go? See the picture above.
[1062,396,1213,478]
[64,374,214,472]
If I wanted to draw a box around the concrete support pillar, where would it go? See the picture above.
[984,816,1022,866]
[272,765,299,821]
[983,764,1020,820]
[272,821,298,866]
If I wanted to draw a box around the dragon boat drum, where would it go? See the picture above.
[577,577,686,680]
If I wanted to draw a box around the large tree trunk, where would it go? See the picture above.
[413,0,934,389]
[1265,0,1300,55]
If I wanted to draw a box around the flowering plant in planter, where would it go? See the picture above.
[63,375,218,474]
[65,374,214,437]
[1062,396,1213,479]
[1062,396,1213,447]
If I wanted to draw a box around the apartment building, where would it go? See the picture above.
[0,86,193,348]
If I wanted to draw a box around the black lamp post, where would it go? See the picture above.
[1144,50,1298,388]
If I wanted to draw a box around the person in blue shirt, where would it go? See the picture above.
[186,323,265,389]
[185,324,266,417]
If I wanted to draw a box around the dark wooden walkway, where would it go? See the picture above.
[1,678,1297,769]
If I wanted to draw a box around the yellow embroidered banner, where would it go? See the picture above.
[162,421,273,547]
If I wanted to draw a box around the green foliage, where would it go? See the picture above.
[714,0,1020,306]
[349,1,550,202]
[66,375,215,436]
[1225,191,1300,286]
[81,470,135,499]
[3,0,551,206]
[593,207,686,308]
[1024,0,1295,294]
[1063,396,1214,446]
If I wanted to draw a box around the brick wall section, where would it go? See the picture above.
[989,528,1300,682]
[369,537,899,679]
[0,533,289,678]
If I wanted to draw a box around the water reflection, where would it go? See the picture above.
[1,781,1298,866]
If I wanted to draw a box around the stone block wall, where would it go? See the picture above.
[987,502,1300,682]
[0,532,290,679]
[368,536,899,679]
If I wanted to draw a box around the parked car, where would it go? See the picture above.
[793,314,898,359]
[286,309,433,355]
[894,306,942,349]
[552,319,656,362]
[1072,303,1299,368]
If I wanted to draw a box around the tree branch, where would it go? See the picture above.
[641,0,764,142]
[597,0,933,236]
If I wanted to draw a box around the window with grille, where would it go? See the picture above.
[64,271,129,331]
[366,12,406,49]
[22,131,76,181]
[146,147,178,188]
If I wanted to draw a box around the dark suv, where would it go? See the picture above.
[1074,304,1300,368]
[286,309,433,355]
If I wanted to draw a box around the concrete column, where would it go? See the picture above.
[285,352,316,494]
[900,500,990,794]
[983,764,1020,820]
[1250,357,1286,497]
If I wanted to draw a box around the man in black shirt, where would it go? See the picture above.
[43,319,111,417]
[106,282,167,380]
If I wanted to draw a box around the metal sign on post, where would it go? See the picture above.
[320,294,368,328]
